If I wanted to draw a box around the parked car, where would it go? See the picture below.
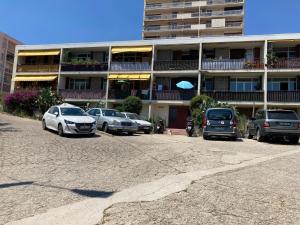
[121,112,153,134]
[203,108,238,141]
[42,103,97,137]
[247,109,300,144]
[87,108,138,135]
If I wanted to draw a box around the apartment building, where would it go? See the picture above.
[0,32,22,93]
[11,33,300,129]
[143,0,245,40]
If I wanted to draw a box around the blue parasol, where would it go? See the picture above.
[176,81,194,89]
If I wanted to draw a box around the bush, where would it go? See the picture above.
[4,91,39,116]
[122,96,142,114]
[35,88,63,113]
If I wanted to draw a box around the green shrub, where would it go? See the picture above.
[122,96,142,114]
[35,88,63,113]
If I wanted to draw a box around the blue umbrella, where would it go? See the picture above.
[176,81,194,89]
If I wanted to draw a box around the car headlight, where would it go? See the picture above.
[112,120,120,125]
[65,120,75,125]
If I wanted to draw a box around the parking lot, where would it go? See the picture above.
[0,113,299,225]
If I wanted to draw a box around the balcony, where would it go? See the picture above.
[60,90,106,100]
[17,64,59,73]
[202,59,264,70]
[268,91,300,102]
[207,0,244,5]
[202,91,264,102]
[154,60,199,71]
[110,62,151,71]
[145,14,177,21]
[199,9,243,17]
[206,21,243,28]
[144,24,192,32]
[268,58,300,69]
[145,1,194,10]
[108,89,150,100]
[61,63,108,72]
[153,90,197,101]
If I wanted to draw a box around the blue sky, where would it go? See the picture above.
[1,0,300,44]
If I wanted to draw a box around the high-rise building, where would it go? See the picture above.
[143,0,245,40]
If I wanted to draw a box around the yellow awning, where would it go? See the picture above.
[111,46,153,54]
[108,74,151,80]
[18,50,61,56]
[13,75,58,82]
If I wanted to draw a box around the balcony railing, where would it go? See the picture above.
[268,58,300,69]
[202,59,264,70]
[153,90,197,101]
[110,62,151,71]
[268,91,300,102]
[60,90,106,100]
[17,64,59,73]
[154,60,199,70]
[61,63,108,72]
[203,91,264,102]
[145,1,193,10]
[144,24,192,32]
[206,21,243,28]
[145,14,177,21]
[199,9,243,17]
[108,89,150,100]
[207,0,244,5]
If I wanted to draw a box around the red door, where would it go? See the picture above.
[169,106,189,129]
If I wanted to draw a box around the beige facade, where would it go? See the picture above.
[0,32,22,93]
[143,0,244,40]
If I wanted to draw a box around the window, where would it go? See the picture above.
[267,78,296,91]
[53,107,59,115]
[69,79,90,90]
[230,78,260,92]
[207,109,233,121]
[61,107,86,116]
[273,47,297,59]
[268,111,298,120]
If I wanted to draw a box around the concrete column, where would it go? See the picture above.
[105,46,112,108]
[148,104,152,120]
[263,40,268,109]
[0,39,8,93]
[197,72,201,95]
[198,43,203,96]
[148,44,155,118]
[10,47,19,93]
[57,48,63,94]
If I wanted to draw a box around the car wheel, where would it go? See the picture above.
[289,136,299,145]
[128,132,134,136]
[103,123,109,133]
[203,135,209,140]
[42,120,47,130]
[256,128,264,142]
[144,131,151,134]
[245,129,254,139]
[88,133,95,137]
[58,124,64,137]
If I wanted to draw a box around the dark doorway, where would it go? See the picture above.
[169,106,189,129]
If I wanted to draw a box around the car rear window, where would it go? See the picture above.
[207,109,233,120]
[268,111,298,120]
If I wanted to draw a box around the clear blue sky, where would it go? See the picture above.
[1,0,300,44]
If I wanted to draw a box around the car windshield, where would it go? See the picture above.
[61,107,86,116]
[127,113,140,120]
[268,111,298,120]
[207,109,233,120]
[102,110,125,118]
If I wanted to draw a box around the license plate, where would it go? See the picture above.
[80,126,90,129]
[279,122,291,126]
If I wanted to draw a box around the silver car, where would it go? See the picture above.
[87,108,138,135]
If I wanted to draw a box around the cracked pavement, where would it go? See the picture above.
[0,113,299,225]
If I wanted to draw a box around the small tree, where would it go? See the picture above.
[35,88,63,113]
[123,96,142,114]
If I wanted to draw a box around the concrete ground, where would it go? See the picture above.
[0,113,299,225]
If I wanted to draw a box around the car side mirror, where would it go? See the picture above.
[54,112,59,117]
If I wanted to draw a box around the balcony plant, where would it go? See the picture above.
[266,53,279,68]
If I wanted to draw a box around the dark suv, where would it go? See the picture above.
[203,108,238,140]
[247,109,300,144]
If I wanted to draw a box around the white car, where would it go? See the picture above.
[122,112,153,134]
[42,103,97,136]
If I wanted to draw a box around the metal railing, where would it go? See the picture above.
[110,62,151,71]
[268,91,300,102]
[202,59,264,70]
[202,91,264,102]
[108,89,150,100]
[268,58,300,69]
[199,9,243,17]
[60,89,106,100]
[145,1,194,10]
[61,63,108,72]
[152,90,197,101]
[154,60,199,70]
[144,24,192,32]
[207,0,244,5]
[17,64,59,73]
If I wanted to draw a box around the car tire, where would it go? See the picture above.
[128,132,134,136]
[289,136,299,145]
[256,128,264,142]
[203,135,209,140]
[42,120,47,130]
[88,133,95,137]
[144,131,151,134]
[58,124,64,137]
[103,123,109,133]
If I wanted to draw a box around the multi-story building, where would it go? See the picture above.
[143,0,245,40]
[11,33,300,129]
[0,32,22,93]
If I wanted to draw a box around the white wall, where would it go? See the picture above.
[152,104,169,126]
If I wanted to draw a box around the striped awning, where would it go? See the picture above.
[111,46,153,54]
[108,74,151,80]
[13,75,58,82]
[18,50,61,56]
